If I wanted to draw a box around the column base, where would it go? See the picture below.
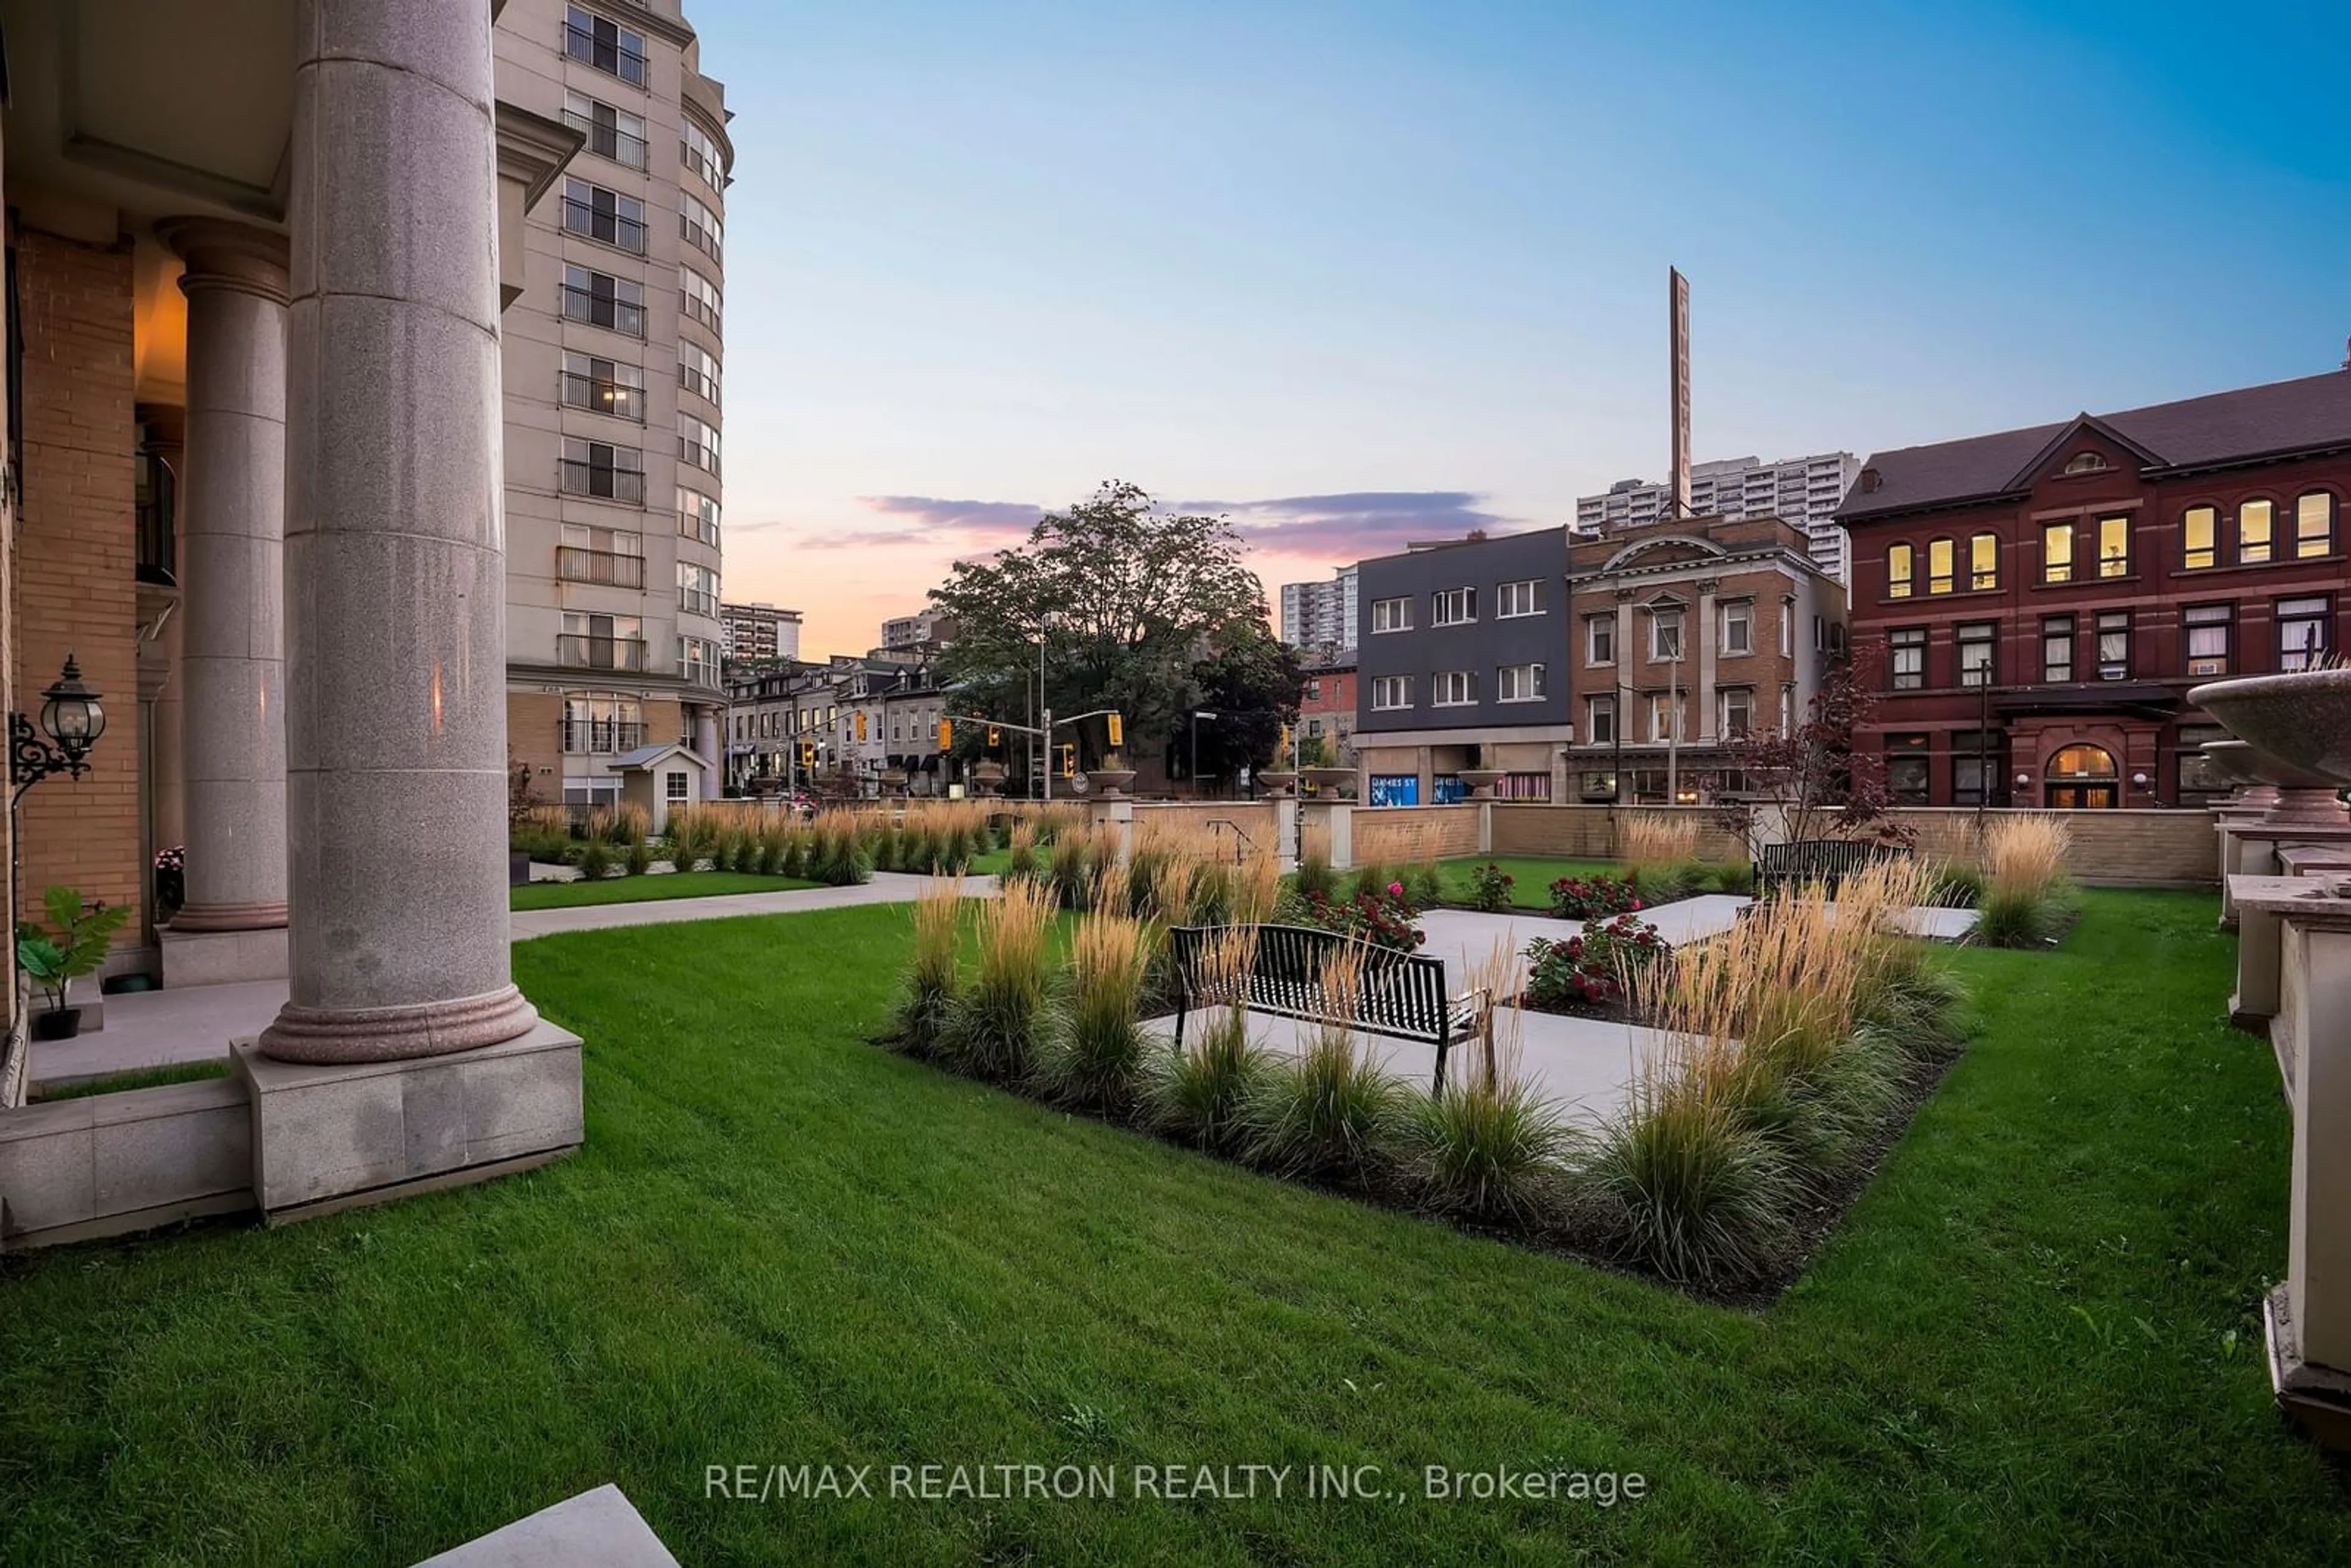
[233,1018,582,1220]
[257,984,539,1064]
[160,924,290,986]
[2265,1285,2351,1454]
[169,900,289,933]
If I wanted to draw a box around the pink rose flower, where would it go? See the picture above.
[1387,881,1403,897]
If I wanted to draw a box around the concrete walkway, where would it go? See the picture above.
[32,874,985,1087]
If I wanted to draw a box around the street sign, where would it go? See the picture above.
[1069,771,1089,795]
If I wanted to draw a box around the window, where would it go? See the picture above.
[2182,505,2218,570]
[1957,621,1995,688]
[2177,722,2231,799]
[678,412,721,475]
[2096,514,2130,578]
[561,178,646,254]
[2279,596,2331,670]
[679,636,719,686]
[557,522,643,587]
[2297,492,2336,558]
[1780,596,1795,656]
[677,486,721,547]
[2184,604,2232,677]
[1886,736,1930,805]
[563,91,648,169]
[560,610,646,670]
[564,6,648,87]
[681,193,724,262]
[2041,615,2074,683]
[678,561,719,617]
[1650,607,1684,661]
[1496,663,1545,702]
[1586,614,1616,665]
[679,266,723,334]
[1586,695,1615,746]
[1780,685,1796,735]
[1433,670,1477,706]
[1720,687,1753,737]
[561,265,644,337]
[560,351,643,421]
[2240,499,2275,564]
[1371,597,1412,633]
[2096,611,2131,680]
[1432,587,1476,626]
[559,437,645,503]
[1890,627,1925,690]
[1719,599,1752,656]
[1951,732,2001,808]
[1927,538,1955,595]
[1494,579,1543,617]
[678,341,721,406]
[2042,521,2074,583]
[1647,692,1683,742]
[2061,451,2110,475]
[562,692,643,753]
[681,119,725,189]
[1370,674,1412,710]
[1887,543,1914,599]
[665,770,691,803]
[1969,531,1999,591]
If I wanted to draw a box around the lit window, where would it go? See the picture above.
[2297,492,2336,558]
[2182,505,2217,570]
[1957,622,1995,687]
[1890,628,1925,691]
[560,351,644,421]
[1432,588,1477,626]
[2096,516,2130,577]
[1496,664,1545,702]
[2042,522,2074,583]
[1888,543,1914,599]
[1969,531,1999,590]
[2096,612,2130,680]
[1927,538,1955,595]
[1433,670,1477,706]
[1719,600,1752,656]
[2279,596,2330,671]
[2240,500,2274,565]
[2184,604,2230,677]
[1371,597,1413,634]
[2042,615,2074,683]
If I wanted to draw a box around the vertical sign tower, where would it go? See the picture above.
[1669,266,1692,519]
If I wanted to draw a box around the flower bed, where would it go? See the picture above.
[1520,914,1670,1021]
[1548,872,1644,921]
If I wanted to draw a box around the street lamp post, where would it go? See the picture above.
[1192,709,1218,797]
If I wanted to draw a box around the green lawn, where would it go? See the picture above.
[1425,855,1620,909]
[509,870,818,910]
[1,892,2339,1563]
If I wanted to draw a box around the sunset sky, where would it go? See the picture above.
[692,0,2349,656]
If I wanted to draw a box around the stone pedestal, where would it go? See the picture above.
[1273,793,1300,871]
[2218,821,2351,928]
[1303,801,1354,871]
[157,926,288,988]
[1088,797,1134,866]
[235,1020,581,1221]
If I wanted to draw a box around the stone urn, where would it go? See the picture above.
[879,767,909,797]
[1457,767,1506,800]
[1301,765,1355,798]
[2192,669,2351,784]
[1257,770,1298,797]
[2189,733,2346,828]
[1090,769,1137,798]
[971,759,1007,797]
[2201,740,2282,815]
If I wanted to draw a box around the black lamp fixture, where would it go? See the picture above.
[12,653,106,802]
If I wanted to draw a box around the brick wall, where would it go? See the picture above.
[1490,803,1748,862]
[13,228,140,937]
[506,692,563,809]
[1131,801,1278,850]
[1883,807,2216,885]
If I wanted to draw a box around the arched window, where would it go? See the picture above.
[2045,743,2120,810]
[1968,531,2000,590]
[1887,542,1914,599]
[2062,452,2110,475]
[2182,504,2218,570]
[2240,498,2275,565]
[1927,538,1955,595]
[2297,491,2337,559]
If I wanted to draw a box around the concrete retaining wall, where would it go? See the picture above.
[0,1076,253,1248]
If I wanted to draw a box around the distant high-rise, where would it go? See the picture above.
[882,607,956,653]
[1577,452,1860,581]
[1278,564,1359,652]
[721,602,801,663]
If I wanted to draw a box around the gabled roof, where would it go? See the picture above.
[1839,370,2351,524]
[610,743,711,773]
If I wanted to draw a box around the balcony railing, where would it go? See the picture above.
[563,22,648,86]
[557,546,645,588]
[560,371,645,422]
[561,718,646,754]
[561,197,647,255]
[558,459,646,504]
[562,110,648,170]
[558,283,645,339]
[557,634,650,672]
[677,362,720,407]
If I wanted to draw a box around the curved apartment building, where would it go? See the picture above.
[494,0,733,816]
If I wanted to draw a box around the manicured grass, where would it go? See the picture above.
[1427,855,1621,909]
[32,1059,231,1101]
[0,892,2340,1562]
[509,870,818,910]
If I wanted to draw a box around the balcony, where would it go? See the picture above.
[560,371,645,422]
[562,22,648,88]
[558,459,645,505]
[561,718,646,755]
[561,197,647,256]
[558,284,645,339]
[562,110,648,171]
[558,634,650,672]
[556,546,645,588]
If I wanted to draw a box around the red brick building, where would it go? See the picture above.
[1297,656,1356,768]
[1838,368,2351,809]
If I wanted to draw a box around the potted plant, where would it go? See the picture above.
[17,887,133,1040]
[1090,751,1137,797]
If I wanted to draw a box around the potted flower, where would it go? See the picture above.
[17,887,133,1040]
[154,844,186,921]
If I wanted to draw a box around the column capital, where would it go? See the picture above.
[156,217,291,306]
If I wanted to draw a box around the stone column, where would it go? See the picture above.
[260,0,535,1062]
[154,220,290,973]
[143,423,187,860]
[692,705,719,767]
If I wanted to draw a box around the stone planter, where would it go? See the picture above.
[2203,740,2281,813]
[1458,767,1505,800]
[1301,766,1355,798]
[2200,738,2347,827]
[1090,770,1137,798]
[1257,770,1298,797]
[2193,669,2351,784]
[32,1008,82,1041]
[972,760,1007,797]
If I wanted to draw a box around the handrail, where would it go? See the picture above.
[1202,817,1255,863]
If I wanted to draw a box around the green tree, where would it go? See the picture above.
[1177,620,1304,786]
[930,481,1278,779]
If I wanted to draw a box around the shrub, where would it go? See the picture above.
[1287,884,1423,953]
[941,877,1056,1081]
[1711,858,1756,897]
[1522,915,1669,1011]
[1548,873,1641,922]
[1346,861,1395,905]
[1042,909,1152,1113]
[623,836,653,876]
[1245,945,1408,1182]
[1466,862,1514,913]
[1407,863,1444,910]
[1621,811,1698,872]
[1977,816,2072,947]
[890,875,965,1056]
[576,837,614,880]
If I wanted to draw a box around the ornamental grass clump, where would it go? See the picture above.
[1976,814,2074,947]
[807,814,873,887]
[1042,906,1153,1113]
[1146,926,1271,1153]
[575,836,615,880]
[1003,821,1041,885]
[1232,851,1284,927]
[757,819,797,877]
[1048,827,1098,910]
[1245,943,1408,1182]
[1620,812,1705,901]
[1406,943,1572,1223]
[890,874,965,1057]
[1295,822,1337,900]
[941,876,1056,1082]
[623,835,654,876]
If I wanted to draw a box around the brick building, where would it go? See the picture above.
[1838,369,2351,809]
[1297,655,1357,769]
[1561,515,1847,803]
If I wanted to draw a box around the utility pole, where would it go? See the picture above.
[1666,656,1682,805]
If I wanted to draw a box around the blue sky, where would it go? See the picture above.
[694,0,2351,652]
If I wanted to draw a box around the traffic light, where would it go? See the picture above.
[937,718,953,751]
[1278,723,1291,760]
[1059,743,1077,778]
[987,725,1001,749]
[854,710,868,743]
[1106,711,1123,748]
[799,740,816,768]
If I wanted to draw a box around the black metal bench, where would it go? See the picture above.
[1167,923,1488,1095]
[1754,839,1912,898]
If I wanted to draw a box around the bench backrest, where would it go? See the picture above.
[1758,839,1910,874]
[1168,922,1448,1042]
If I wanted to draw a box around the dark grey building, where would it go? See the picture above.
[1352,527,1573,803]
